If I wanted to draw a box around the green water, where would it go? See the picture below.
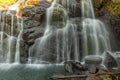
[0,64,65,80]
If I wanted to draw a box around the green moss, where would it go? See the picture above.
[104,78,112,80]
[106,1,120,15]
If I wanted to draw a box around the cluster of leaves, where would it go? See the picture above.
[105,75,120,80]
[106,1,120,15]
[105,78,112,80]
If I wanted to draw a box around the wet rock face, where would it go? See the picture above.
[20,1,51,63]
[22,1,50,46]
[0,11,19,37]
[58,0,81,18]
[109,15,120,41]
[103,51,118,69]
[93,0,104,8]
[114,52,120,67]
[21,1,52,45]
[20,0,83,63]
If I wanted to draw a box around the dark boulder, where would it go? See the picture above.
[64,60,88,74]
[89,65,99,74]
[103,51,118,69]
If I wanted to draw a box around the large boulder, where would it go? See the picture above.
[64,60,88,75]
[93,0,104,8]
[84,55,102,66]
[114,52,120,67]
[103,51,118,69]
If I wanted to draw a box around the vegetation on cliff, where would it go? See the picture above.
[95,0,120,15]
[106,1,120,15]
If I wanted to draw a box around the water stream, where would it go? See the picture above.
[81,0,111,57]
[0,0,24,63]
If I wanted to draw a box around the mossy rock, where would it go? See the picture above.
[49,7,68,28]
[106,1,120,15]
[95,0,120,16]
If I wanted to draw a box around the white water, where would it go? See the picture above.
[0,1,24,63]
[81,0,111,57]
[15,18,23,63]
[29,0,79,63]
[81,0,95,18]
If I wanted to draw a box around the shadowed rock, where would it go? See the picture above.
[103,51,118,69]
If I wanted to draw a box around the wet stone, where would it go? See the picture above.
[89,65,99,74]
[84,55,102,66]
[103,51,118,69]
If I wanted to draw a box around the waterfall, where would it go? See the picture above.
[81,0,95,18]
[0,0,118,80]
[0,0,24,63]
[15,18,23,63]
[0,0,113,64]
[81,0,111,58]
[29,0,79,63]
[29,0,112,63]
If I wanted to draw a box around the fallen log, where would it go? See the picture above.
[50,72,120,80]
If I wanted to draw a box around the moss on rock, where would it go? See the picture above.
[106,1,120,15]
[94,0,120,16]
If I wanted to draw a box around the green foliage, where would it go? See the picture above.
[104,78,112,80]
[106,1,120,15]
[104,76,120,80]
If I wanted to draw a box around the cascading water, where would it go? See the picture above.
[0,0,113,64]
[29,0,79,63]
[81,0,111,58]
[0,1,65,78]
[0,0,118,80]
[0,0,24,63]
[15,18,23,63]
[29,0,112,63]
